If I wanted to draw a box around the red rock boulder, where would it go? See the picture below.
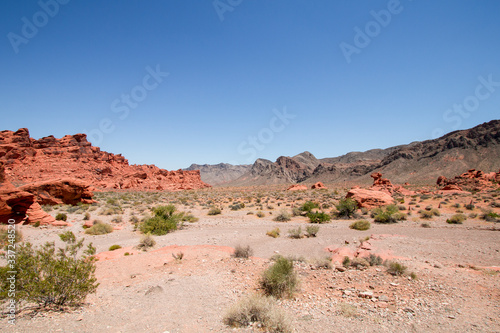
[311,182,327,190]
[346,188,394,209]
[287,184,308,191]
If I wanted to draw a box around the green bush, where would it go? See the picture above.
[349,220,371,230]
[335,198,358,218]
[420,208,440,219]
[481,210,500,222]
[261,256,298,298]
[307,212,331,223]
[109,244,121,251]
[371,205,403,223]
[84,222,113,235]
[139,204,182,235]
[55,213,67,221]
[223,294,291,332]
[300,201,319,213]
[273,209,292,222]
[305,225,319,237]
[446,213,467,224]
[386,261,407,276]
[0,231,98,308]
[367,254,383,266]
[256,211,266,218]
[342,256,351,268]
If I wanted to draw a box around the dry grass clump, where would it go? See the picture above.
[233,245,253,259]
[223,294,291,332]
[349,220,371,230]
[84,222,113,235]
[266,227,280,238]
[260,256,298,298]
[447,213,467,224]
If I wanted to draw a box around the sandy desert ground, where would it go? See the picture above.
[2,187,500,333]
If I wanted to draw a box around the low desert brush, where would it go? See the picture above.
[273,209,292,222]
[305,225,319,237]
[84,222,113,235]
[261,256,298,298]
[223,294,291,332]
[287,226,302,239]
[266,227,280,238]
[137,234,156,251]
[233,245,253,259]
[446,213,467,224]
[349,220,371,230]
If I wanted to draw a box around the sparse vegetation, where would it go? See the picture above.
[84,222,113,235]
[305,225,319,237]
[233,245,253,259]
[55,213,67,221]
[335,198,358,218]
[0,231,98,308]
[137,234,156,251]
[261,256,298,298]
[371,205,405,223]
[273,209,292,222]
[208,207,222,215]
[447,213,467,224]
[287,226,302,239]
[109,244,121,251]
[266,227,280,238]
[349,220,371,230]
[223,294,291,332]
[307,211,331,223]
[139,205,182,235]
[386,261,407,276]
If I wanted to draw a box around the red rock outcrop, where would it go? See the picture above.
[436,169,500,192]
[0,128,210,191]
[345,187,395,209]
[287,184,308,191]
[19,179,96,205]
[0,162,55,224]
[311,182,327,190]
[370,172,414,195]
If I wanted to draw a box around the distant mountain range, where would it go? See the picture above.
[186,120,500,186]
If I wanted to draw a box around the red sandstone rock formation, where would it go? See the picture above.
[345,188,395,209]
[311,182,327,189]
[0,128,210,191]
[19,179,96,205]
[436,169,500,192]
[287,184,308,191]
[0,162,55,224]
[370,172,414,195]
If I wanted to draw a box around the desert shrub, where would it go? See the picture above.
[129,215,139,223]
[287,227,302,239]
[342,256,351,268]
[300,201,319,212]
[55,213,67,221]
[421,222,431,228]
[233,245,253,259]
[307,212,331,224]
[84,222,113,235]
[360,207,369,215]
[386,261,407,276]
[350,257,369,270]
[419,208,440,219]
[481,209,500,222]
[137,234,156,251]
[469,213,478,219]
[42,205,53,212]
[230,203,245,211]
[83,212,91,221]
[140,205,182,235]
[447,214,467,224]
[0,231,98,308]
[256,211,266,218]
[111,215,123,223]
[273,209,292,222]
[312,257,332,269]
[266,227,280,238]
[181,213,199,223]
[208,207,222,215]
[372,205,401,223]
[109,244,121,251]
[465,203,475,210]
[349,220,371,230]
[305,225,319,237]
[261,256,298,298]
[335,198,358,218]
[223,294,291,332]
[367,254,383,266]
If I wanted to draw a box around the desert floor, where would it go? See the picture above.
[1,187,500,333]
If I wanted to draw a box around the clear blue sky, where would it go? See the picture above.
[1,1,499,170]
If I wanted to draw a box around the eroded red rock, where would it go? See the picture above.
[287,184,308,191]
[346,188,394,209]
[311,182,327,189]
[19,178,95,205]
[436,168,500,192]
[0,128,211,191]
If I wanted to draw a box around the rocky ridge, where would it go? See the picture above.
[0,128,210,191]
